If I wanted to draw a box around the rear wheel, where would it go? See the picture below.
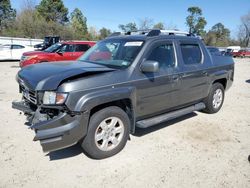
[203,83,225,114]
[82,106,130,159]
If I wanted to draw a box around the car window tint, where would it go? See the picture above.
[181,44,202,65]
[12,45,25,49]
[61,44,74,52]
[74,44,90,52]
[147,44,175,68]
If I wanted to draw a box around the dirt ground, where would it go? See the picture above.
[0,59,249,188]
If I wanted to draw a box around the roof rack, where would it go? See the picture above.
[108,29,194,38]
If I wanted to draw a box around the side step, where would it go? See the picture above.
[136,102,205,128]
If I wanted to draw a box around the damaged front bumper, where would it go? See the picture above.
[12,101,88,152]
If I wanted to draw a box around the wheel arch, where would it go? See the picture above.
[212,78,227,89]
[75,87,137,134]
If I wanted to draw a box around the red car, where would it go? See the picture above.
[20,41,96,67]
[231,49,250,58]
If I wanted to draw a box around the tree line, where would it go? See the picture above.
[0,0,249,47]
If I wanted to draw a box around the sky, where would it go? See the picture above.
[10,0,250,38]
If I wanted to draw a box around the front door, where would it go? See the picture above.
[135,41,181,119]
[55,44,75,61]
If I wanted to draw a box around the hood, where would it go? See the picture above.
[17,61,115,91]
[23,51,49,56]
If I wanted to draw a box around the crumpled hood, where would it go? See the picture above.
[17,61,115,90]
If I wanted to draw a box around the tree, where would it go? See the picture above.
[36,0,68,24]
[119,22,137,32]
[153,22,165,30]
[211,23,230,45]
[238,11,250,47]
[0,0,16,31]
[205,23,230,46]
[139,18,154,30]
[85,26,99,40]
[99,27,111,39]
[70,8,88,39]
[186,6,207,35]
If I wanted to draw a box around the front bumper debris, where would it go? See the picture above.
[12,101,34,114]
[12,100,89,152]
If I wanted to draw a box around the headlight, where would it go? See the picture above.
[21,55,37,61]
[43,91,68,105]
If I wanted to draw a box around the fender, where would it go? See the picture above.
[74,86,137,133]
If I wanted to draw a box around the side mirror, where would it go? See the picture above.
[56,51,63,55]
[140,60,159,73]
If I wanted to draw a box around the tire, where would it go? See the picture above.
[203,83,225,114]
[81,106,130,159]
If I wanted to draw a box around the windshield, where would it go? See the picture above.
[78,39,144,68]
[44,42,62,52]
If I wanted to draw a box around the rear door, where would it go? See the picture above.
[73,44,91,59]
[175,40,210,106]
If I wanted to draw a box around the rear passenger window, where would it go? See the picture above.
[147,44,175,68]
[180,44,202,65]
[12,45,25,49]
[75,44,91,52]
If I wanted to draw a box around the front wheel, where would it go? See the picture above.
[203,83,225,114]
[81,106,130,159]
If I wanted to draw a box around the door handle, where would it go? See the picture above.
[202,71,208,76]
[172,75,180,81]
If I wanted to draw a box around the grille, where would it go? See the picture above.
[20,82,37,104]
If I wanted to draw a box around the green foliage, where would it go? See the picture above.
[186,6,207,35]
[0,0,16,32]
[99,27,111,39]
[119,22,137,32]
[70,8,88,39]
[205,23,230,46]
[36,0,68,24]
[0,1,244,47]
[153,22,165,30]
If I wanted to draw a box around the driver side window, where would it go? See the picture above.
[147,43,175,69]
[60,44,74,53]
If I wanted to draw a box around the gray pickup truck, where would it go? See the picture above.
[12,30,234,159]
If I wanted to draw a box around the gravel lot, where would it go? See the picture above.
[0,59,249,188]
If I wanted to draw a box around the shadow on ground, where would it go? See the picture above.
[10,65,20,68]
[134,112,197,137]
[0,60,20,68]
[46,112,198,160]
[46,143,83,161]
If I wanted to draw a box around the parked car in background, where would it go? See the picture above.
[20,41,96,67]
[207,46,222,56]
[231,49,250,58]
[34,36,61,51]
[0,44,34,60]
[227,46,241,53]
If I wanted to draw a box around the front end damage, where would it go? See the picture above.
[12,92,88,153]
